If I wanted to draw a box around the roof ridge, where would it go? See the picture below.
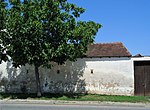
[93,42,122,45]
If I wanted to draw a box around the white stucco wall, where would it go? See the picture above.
[131,56,150,61]
[0,57,134,95]
[82,57,134,95]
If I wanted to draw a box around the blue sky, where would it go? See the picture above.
[68,0,150,56]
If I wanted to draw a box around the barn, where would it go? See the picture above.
[0,42,150,96]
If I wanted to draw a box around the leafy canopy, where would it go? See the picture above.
[0,0,8,63]
[0,0,101,67]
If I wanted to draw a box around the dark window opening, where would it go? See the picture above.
[91,69,93,74]
[57,70,60,74]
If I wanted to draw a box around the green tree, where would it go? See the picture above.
[0,0,101,96]
[0,0,8,63]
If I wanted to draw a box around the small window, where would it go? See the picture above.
[57,70,60,74]
[91,69,93,74]
[26,70,29,74]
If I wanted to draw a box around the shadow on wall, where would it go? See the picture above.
[0,61,35,93]
[0,59,87,94]
[40,59,87,94]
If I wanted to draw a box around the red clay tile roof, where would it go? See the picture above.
[85,42,131,57]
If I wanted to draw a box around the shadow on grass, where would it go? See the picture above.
[0,93,85,99]
[1,93,150,103]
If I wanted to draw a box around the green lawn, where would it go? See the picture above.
[0,93,150,103]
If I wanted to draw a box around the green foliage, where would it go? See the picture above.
[0,0,6,30]
[0,0,8,63]
[0,0,101,67]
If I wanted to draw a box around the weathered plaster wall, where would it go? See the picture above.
[0,57,134,95]
[83,58,134,95]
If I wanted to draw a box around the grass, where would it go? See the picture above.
[0,93,150,103]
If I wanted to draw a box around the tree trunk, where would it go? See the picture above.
[35,65,41,97]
